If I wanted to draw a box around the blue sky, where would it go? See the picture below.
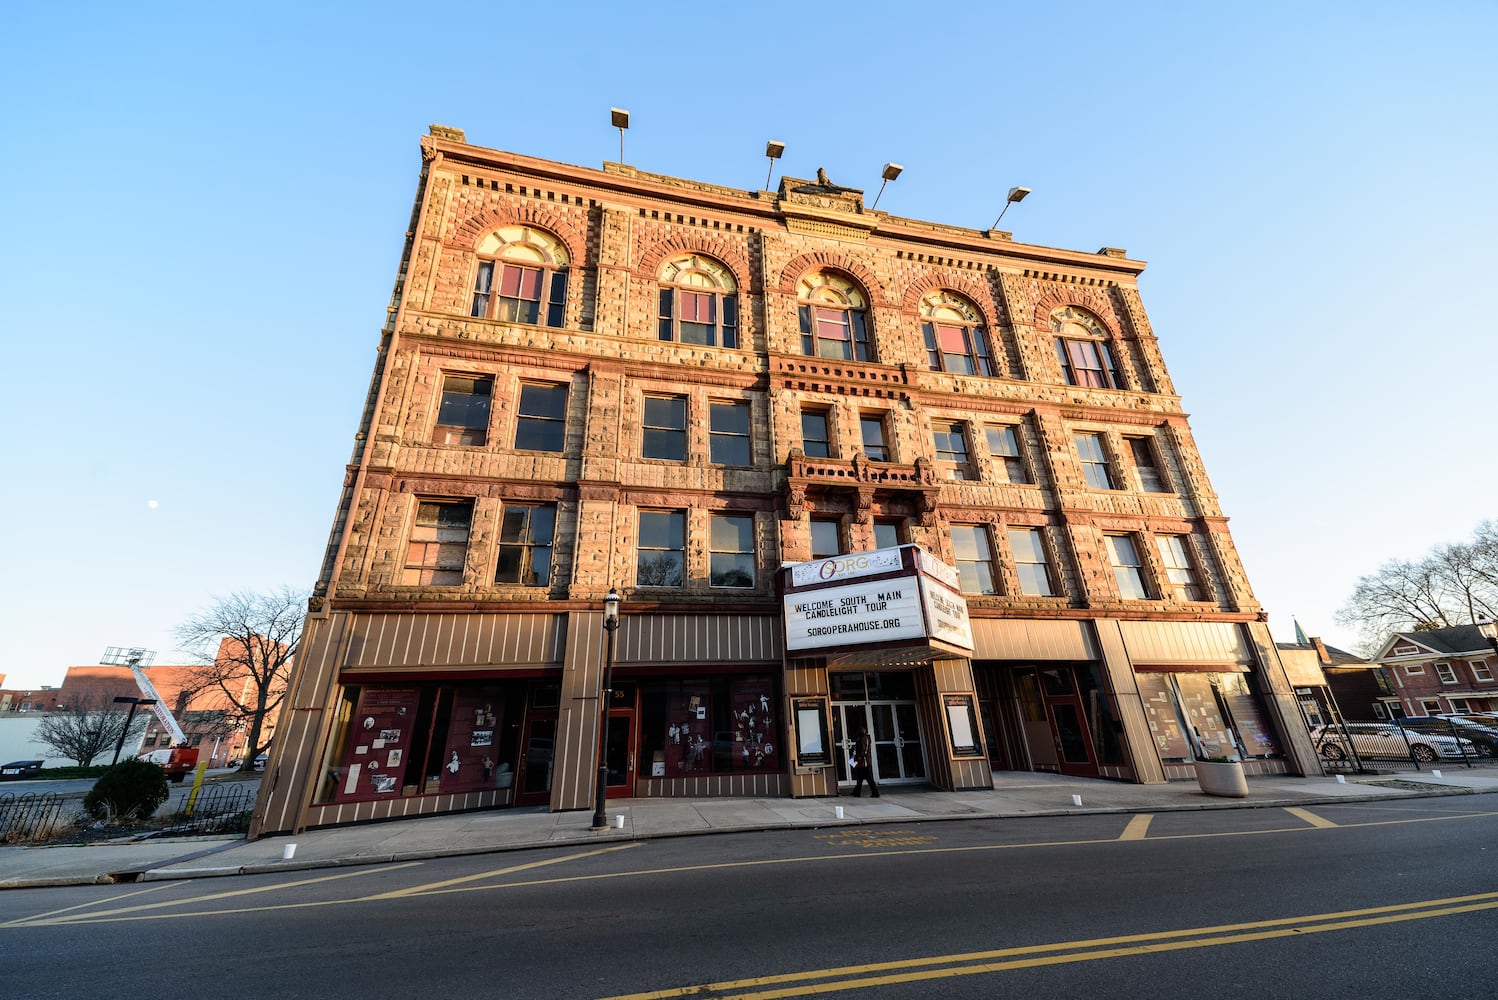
[3,2,1494,686]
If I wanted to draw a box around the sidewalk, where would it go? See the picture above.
[5,770,1496,890]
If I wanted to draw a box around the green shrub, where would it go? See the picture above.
[83,759,170,821]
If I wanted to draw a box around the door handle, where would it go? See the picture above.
[629,753,635,771]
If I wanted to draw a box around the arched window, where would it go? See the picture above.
[1051,306,1120,389]
[797,271,872,361]
[471,226,569,327]
[658,254,739,348]
[919,292,994,377]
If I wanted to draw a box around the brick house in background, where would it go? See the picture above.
[253,125,1319,837]
[1370,625,1498,718]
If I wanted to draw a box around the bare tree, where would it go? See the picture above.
[32,696,149,766]
[174,586,307,774]
[1337,521,1498,650]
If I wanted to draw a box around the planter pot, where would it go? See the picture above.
[1194,759,1248,798]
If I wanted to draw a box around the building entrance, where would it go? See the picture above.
[830,671,927,787]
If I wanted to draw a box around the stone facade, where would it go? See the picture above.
[251,126,1317,837]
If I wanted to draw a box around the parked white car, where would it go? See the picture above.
[1310,723,1476,763]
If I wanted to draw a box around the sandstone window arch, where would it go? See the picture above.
[919,291,995,377]
[1051,306,1122,389]
[657,254,739,348]
[471,226,570,327]
[796,271,873,362]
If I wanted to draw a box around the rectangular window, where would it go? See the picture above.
[934,422,972,480]
[709,514,755,589]
[1404,663,1426,675]
[801,410,832,458]
[985,425,1031,485]
[495,503,556,586]
[951,524,999,595]
[1127,437,1169,492]
[1008,526,1058,597]
[497,264,544,324]
[1155,535,1205,601]
[1472,661,1494,682]
[514,383,568,452]
[709,401,751,466]
[402,500,473,586]
[922,323,994,376]
[873,520,903,550]
[1075,432,1116,490]
[1421,699,1443,715]
[1105,534,1150,599]
[643,395,688,461]
[1435,662,1457,684]
[636,510,685,587]
[810,519,842,559]
[432,375,493,447]
[860,415,889,462]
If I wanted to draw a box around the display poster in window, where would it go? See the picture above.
[944,694,982,757]
[1173,673,1233,757]
[1219,674,1281,758]
[442,689,507,792]
[665,687,711,775]
[333,686,421,803]
[794,699,830,767]
[1137,673,1191,761]
[729,677,778,771]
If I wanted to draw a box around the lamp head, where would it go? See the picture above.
[1006,185,1032,204]
[603,587,622,626]
[765,140,785,160]
[610,107,631,130]
[881,162,904,182]
[1478,619,1498,642]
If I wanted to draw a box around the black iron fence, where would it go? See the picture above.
[1312,717,1498,775]
[157,782,254,835]
[0,792,70,844]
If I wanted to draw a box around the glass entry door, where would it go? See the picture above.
[602,709,635,798]
[1037,667,1100,778]
[832,701,927,786]
[515,713,556,806]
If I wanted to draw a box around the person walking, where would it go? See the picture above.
[852,725,879,798]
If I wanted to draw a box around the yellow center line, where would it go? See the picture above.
[1284,806,1338,828]
[598,890,1498,1000]
[1118,814,1153,840]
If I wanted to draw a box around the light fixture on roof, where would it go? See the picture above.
[991,185,1032,229]
[871,162,903,209]
[610,107,630,163]
[764,140,785,190]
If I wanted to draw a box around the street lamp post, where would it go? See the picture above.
[111,696,157,766]
[591,587,623,830]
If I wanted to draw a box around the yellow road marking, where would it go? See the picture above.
[6,880,186,925]
[360,843,642,899]
[598,890,1498,1000]
[1284,806,1338,828]
[1118,814,1153,840]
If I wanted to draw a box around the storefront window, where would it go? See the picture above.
[1138,671,1283,764]
[317,681,528,804]
[640,675,781,778]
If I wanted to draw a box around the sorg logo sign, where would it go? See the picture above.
[818,555,869,580]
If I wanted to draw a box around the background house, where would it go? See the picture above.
[1370,625,1498,718]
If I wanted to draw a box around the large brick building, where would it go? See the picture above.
[252,125,1316,836]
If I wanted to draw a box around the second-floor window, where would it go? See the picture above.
[1105,533,1151,599]
[471,226,569,327]
[1008,526,1058,597]
[433,375,492,446]
[496,503,556,586]
[402,499,473,586]
[637,510,685,587]
[1155,534,1205,601]
[810,518,843,559]
[658,254,739,348]
[1435,662,1457,684]
[1127,437,1170,492]
[951,524,999,595]
[643,395,688,461]
[709,514,755,588]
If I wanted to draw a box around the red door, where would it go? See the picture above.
[1039,667,1101,778]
